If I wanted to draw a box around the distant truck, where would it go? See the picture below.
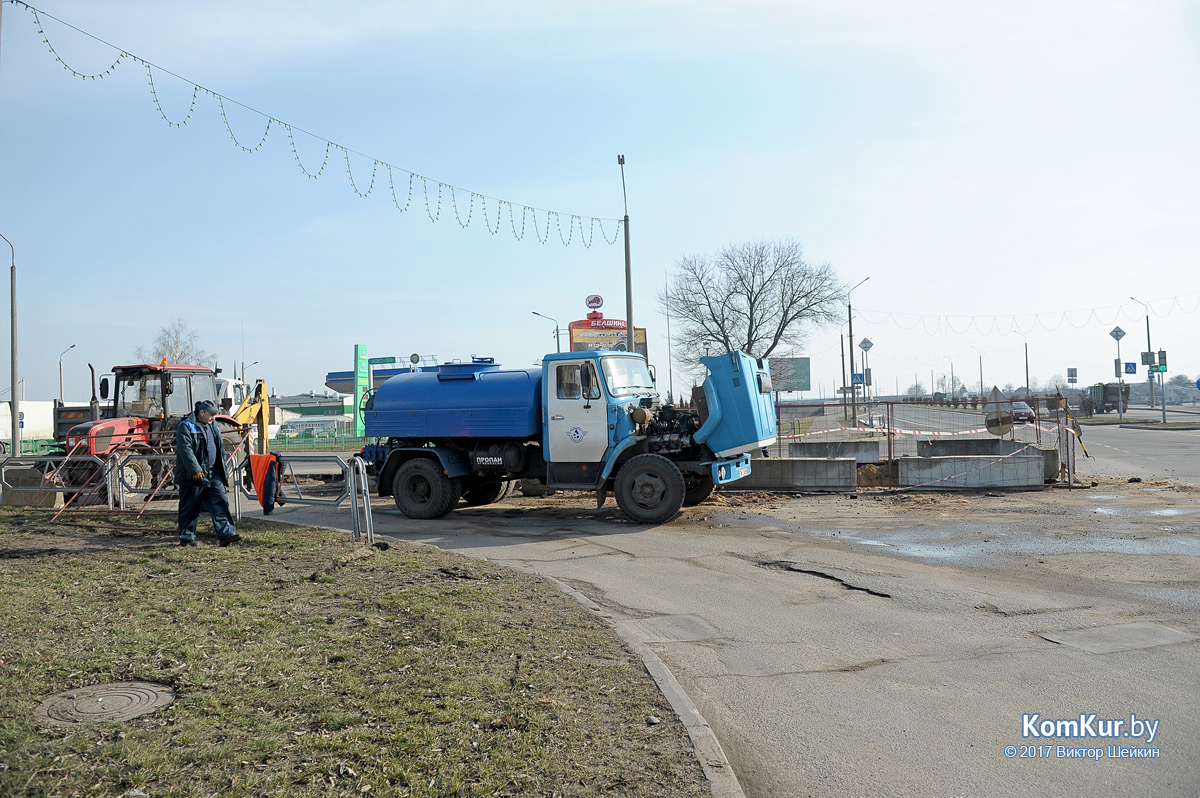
[1086,382,1129,414]
[359,349,776,524]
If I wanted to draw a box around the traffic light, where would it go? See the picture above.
[1158,350,1167,371]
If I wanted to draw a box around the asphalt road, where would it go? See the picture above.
[269,436,1200,797]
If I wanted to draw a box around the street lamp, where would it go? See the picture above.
[242,360,258,382]
[58,343,76,403]
[531,311,562,353]
[1,231,16,455]
[971,346,984,398]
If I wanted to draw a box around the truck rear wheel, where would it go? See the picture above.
[615,454,685,524]
[683,475,715,506]
[461,478,512,507]
[392,458,460,519]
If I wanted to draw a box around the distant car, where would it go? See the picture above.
[1011,401,1035,423]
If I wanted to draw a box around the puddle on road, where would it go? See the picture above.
[1090,507,1121,516]
[811,527,1200,566]
[1148,508,1199,517]
[1091,495,1124,501]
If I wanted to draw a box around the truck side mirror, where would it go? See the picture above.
[99,377,109,400]
[648,365,657,383]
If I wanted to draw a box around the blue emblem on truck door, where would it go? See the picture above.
[566,426,588,443]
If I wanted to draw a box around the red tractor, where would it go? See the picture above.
[58,362,249,495]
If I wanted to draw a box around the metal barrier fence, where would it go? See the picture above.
[2,448,373,540]
[267,435,366,453]
[770,399,1077,490]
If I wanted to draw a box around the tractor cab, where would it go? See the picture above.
[102,364,219,424]
[62,363,222,458]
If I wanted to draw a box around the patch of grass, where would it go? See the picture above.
[0,509,705,797]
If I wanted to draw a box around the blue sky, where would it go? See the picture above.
[1,0,1197,401]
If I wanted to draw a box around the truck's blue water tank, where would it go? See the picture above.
[364,362,542,440]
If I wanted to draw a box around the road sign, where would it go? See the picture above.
[1195,379,1200,391]
[766,357,810,392]
[851,373,864,386]
[1124,363,1136,374]
[1110,327,1125,341]
[1067,368,1077,384]
[858,338,873,352]
[984,388,1013,437]
[409,353,420,364]
[367,356,396,365]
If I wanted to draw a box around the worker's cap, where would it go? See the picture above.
[194,400,220,414]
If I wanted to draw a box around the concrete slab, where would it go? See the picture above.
[897,454,1044,489]
[2,467,63,508]
[1040,622,1197,654]
[787,440,880,463]
[737,457,857,491]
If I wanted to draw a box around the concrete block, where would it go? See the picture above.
[735,457,857,491]
[897,454,1044,490]
[787,440,881,464]
[2,467,64,508]
[916,440,1059,482]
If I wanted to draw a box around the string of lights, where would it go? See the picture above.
[9,0,622,247]
[857,292,1200,337]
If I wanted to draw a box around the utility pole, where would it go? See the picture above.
[618,156,634,354]
[846,277,869,421]
[1130,297,1154,408]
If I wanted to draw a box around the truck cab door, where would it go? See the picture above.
[545,360,609,483]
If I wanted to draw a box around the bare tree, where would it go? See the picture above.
[659,240,842,370]
[904,382,925,399]
[134,319,212,365]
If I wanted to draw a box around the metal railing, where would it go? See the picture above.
[3,447,374,543]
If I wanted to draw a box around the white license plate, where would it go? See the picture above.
[738,467,748,478]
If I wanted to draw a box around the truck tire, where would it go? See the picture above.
[683,475,715,506]
[392,458,460,519]
[461,478,510,507]
[615,454,685,524]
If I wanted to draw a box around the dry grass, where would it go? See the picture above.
[0,509,706,797]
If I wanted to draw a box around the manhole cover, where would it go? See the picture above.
[34,682,175,725]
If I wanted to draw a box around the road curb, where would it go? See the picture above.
[521,568,746,798]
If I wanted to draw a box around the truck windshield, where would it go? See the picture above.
[116,374,164,417]
[601,357,656,398]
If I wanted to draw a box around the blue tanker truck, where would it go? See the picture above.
[359,349,776,524]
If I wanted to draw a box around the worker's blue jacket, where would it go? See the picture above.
[175,412,229,487]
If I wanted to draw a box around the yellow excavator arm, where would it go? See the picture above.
[232,379,271,455]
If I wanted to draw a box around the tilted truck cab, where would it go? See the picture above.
[360,349,775,524]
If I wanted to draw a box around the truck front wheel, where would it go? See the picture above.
[393,458,460,519]
[615,454,685,524]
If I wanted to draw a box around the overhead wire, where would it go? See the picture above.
[6,0,622,247]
